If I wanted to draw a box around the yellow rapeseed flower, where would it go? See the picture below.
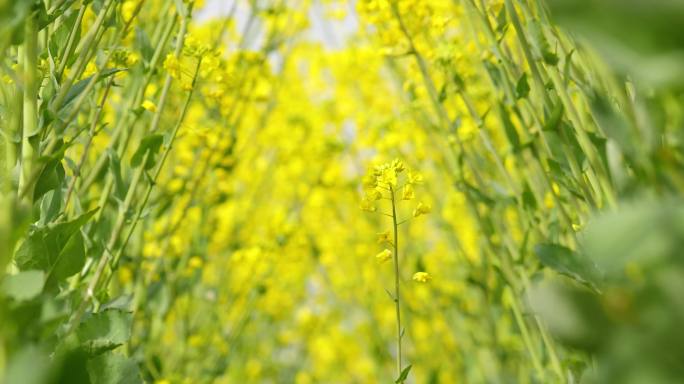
[376,249,392,263]
[402,184,415,200]
[412,272,432,283]
[141,99,157,112]
[413,202,431,217]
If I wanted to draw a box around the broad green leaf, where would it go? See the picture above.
[87,352,142,384]
[395,364,412,383]
[50,347,91,384]
[3,345,50,384]
[130,133,164,170]
[33,157,65,203]
[3,270,45,301]
[14,209,98,282]
[583,201,684,275]
[534,243,601,290]
[549,0,684,87]
[77,309,133,355]
[589,93,636,156]
[46,231,85,285]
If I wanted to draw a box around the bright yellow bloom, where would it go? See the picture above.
[413,202,431,217]
[142,100,157,112]
[402,184,415,200]
[163,54,181,79]
[379,167,397,187]
[376,249,392,263]
[122,0,138,23]
[412,272,432,283]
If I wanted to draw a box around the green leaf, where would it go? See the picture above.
[14,209,98,282]
[33,156,65,203]
[583,201,684,275]
[542,102,564,132]
[61,68,125,112]
[87,352,142,384]
[534,243,601,290]
[134,27,153,64]
[3,270,45,301]
[395,364,412,383]
[107,149,126,199]
[51,348,91,384]
[543,50,560,66]
[46,231,85,285]
[499,103,521,150]
[3,345,50,384]
[0,0,32,46]
[515,73,530,99]
[77,309,133,355]
[130,133,164,170]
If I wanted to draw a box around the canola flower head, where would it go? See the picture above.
[412,272,432,283]
[376,249,392,263]
[377,230,391,244]
[408,169,424,185]
[413,201,431,217]
[163,54,181,79]
[121,0,139,23]
[360,196,376,212]
[402,184,415,200]
[142,100,157,112]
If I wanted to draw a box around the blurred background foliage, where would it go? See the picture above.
[0,0,683,383]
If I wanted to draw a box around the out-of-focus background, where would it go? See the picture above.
[1,0,684,383]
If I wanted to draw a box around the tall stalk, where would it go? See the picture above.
[18,13,39,206]
[389,185,403,376]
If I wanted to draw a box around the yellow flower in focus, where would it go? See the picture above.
[402,184,415,200]
[376,249,392,263]
[141,100,157,112]
[413,202,431,217]
[412,271,432,283]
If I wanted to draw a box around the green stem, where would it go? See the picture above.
[65,1,192,334]
[110,58,202,280]
[18,13,39,206]
[508,287,546,379]
[62,79,113,215]
[389,185,403,376]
